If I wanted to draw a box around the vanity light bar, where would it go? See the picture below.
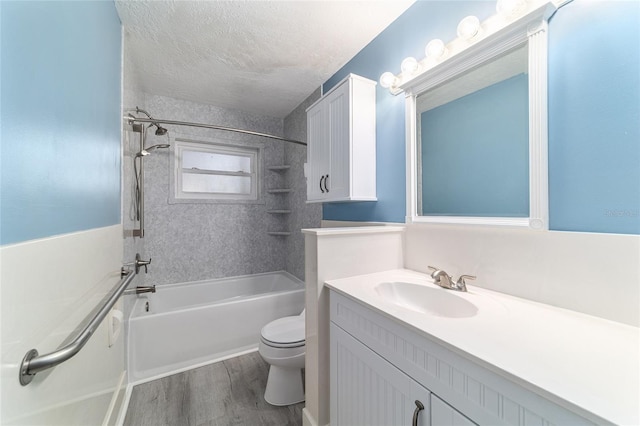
[379,0,540,94]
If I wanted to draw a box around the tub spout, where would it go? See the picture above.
[124,285,156,295]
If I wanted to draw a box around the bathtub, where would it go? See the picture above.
[127,271,305,383]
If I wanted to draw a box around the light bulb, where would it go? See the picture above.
[401,57,419,75]
[425,39,446,59]
[457,16,481,41]
[379,72,397,89]
[496,0,526,17]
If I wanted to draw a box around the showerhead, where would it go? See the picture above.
[136,144,170,157]
[134,107,168,136]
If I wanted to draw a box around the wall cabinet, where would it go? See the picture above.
[306,74,376,203]
[330,291,595,426]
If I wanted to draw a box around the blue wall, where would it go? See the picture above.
[422,74,529,217]
[548,0,639,234]
[1,1,122,245]
[322,0,640,235]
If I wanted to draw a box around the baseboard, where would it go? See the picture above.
[303,407,329,426]
[115,383,134,426]
[103,371,127,426]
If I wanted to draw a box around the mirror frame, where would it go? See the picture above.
[402,2,556,229]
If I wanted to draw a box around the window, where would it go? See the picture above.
[172,138,262,203]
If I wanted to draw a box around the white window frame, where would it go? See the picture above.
[170,136,264,204]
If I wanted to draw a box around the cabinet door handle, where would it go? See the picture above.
[320,175,325,193]
[324,174,329,193]
[412,400,425,426]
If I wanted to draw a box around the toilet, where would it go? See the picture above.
[258,310,305,406]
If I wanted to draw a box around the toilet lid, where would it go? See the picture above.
[261,316,305,345]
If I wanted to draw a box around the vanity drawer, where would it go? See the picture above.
[330,291,600,426]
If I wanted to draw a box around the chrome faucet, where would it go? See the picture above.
[428,266,476,292]
[124,285,156,295]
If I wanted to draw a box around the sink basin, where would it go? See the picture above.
[375,282,478,318]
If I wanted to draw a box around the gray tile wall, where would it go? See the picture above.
[122,88,148,371]
[123,88,148,287]
[283,89,323,280]
[140,94,287,285]
[122,89,321,287]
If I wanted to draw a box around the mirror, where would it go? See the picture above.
[402,5,552,229]
[417,45,529,218]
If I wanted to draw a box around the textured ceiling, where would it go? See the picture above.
[116,0,414,119]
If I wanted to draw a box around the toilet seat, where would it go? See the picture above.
[260,316,305,348]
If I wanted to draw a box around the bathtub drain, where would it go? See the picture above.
[145,301,149,312]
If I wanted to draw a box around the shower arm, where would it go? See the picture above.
[124,116,307,147]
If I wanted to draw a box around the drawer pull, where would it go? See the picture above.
[320,175,325,193]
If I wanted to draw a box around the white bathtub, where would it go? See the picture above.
[127,271,305,383]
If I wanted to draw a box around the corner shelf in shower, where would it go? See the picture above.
[267,165,291,171]
[266,188,293,194]
[266,164,292,237]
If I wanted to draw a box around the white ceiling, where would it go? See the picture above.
[116,0,414,119]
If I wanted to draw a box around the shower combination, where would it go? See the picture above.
[127,107,171,238]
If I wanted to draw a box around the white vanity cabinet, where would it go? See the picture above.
[431,395,477,426]
[306,74,376,203]
[331,324,431,426]
[329,290,597,426]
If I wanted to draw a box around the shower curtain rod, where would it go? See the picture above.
[124,116,307,147]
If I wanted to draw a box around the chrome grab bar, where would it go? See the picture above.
[19,262,138,386]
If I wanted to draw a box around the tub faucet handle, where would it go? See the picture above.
[133,253,151,274]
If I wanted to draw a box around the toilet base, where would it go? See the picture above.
[264,365,305,406]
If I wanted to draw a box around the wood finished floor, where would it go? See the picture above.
[124,352,304,426]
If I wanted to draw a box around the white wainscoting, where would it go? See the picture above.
[303,226,405,426]
[404,223,640,327]
[1,225,126,425]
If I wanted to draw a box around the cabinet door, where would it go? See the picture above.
[325,80,350,200]
[331,323,430,426]
[306,101,329,202]
[431,394,478,426]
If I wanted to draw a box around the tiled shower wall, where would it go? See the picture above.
[123,89,146,276]
[284,89,322,280]
[122,91,320,287]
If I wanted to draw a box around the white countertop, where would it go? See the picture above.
[325,269,640,425]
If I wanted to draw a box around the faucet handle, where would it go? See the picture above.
[456,275,476,286]
[428,266,454,289]
[133,253,151,274]
[427,265,439,277]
